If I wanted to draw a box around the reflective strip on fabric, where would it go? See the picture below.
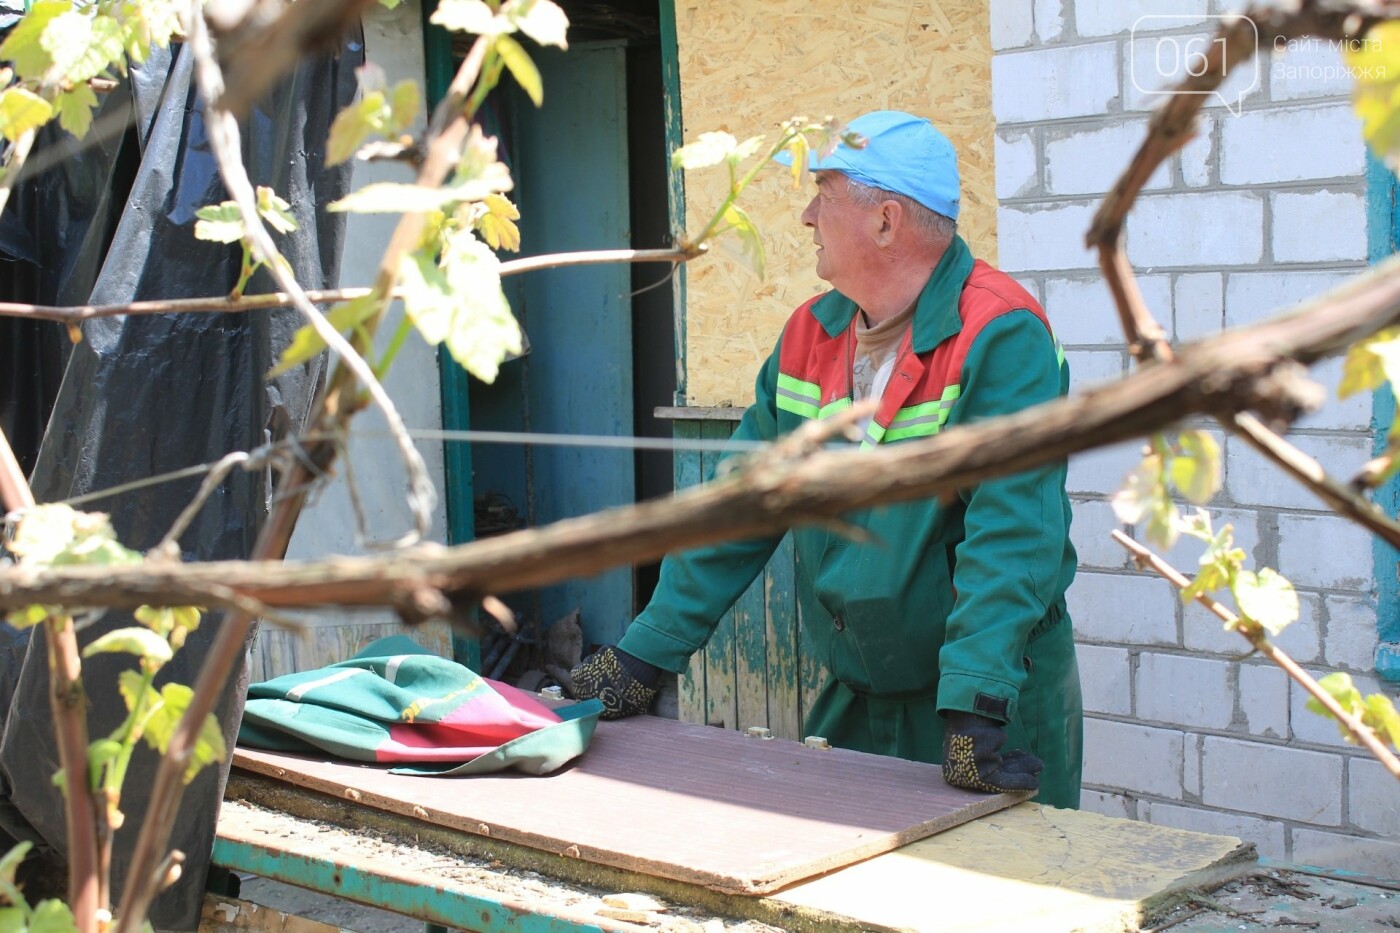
[819,397,852,419]
[861,384,961,448]
[285,667,367,701]
[1055,339,1066,367]
[776,372,821,418]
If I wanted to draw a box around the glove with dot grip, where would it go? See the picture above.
[941,710,1043,794]
[569,646,660,720]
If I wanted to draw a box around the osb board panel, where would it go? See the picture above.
[233,714,1028,895]
[248,620,451,683]
[675,0,997,406]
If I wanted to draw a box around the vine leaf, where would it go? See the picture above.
[672,131,742,170]
[0,1,68,78]
[495,35,541,106]
[56,84,98,138]
[1168,430,1221,505]
[1308,672,1400,749]
[329,179,510,214]
[1232,567,1297,636]
[0,87,54,143]
[82,628,174,667]
[399,235,520,383]
[1347,21,1400,167]
[326,66,422,167]
[476,194,521,252]
[270,294,381,377]
[723,203,765,279]
[29,899,78,933]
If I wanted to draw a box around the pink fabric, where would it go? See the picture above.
[378,678,562,762]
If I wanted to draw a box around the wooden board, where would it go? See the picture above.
[233,714,1028,896]
[772,804,1255,933]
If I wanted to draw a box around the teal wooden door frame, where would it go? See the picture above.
[1365,154,1400,682]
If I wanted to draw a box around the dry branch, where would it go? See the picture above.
[204,0,381,119]
[10,254,1400,615]
[1113,531,1400,780]
[0,433,102,929]
[0,249,694,323]
[1087,1,1396,362]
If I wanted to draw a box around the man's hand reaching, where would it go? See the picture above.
[569,646,660,720]
[941,710,1043,794]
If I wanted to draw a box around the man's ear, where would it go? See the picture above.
[875,199,902,245]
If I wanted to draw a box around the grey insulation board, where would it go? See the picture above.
[232,714,1029,895]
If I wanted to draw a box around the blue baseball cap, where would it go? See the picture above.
[776,110,960,220]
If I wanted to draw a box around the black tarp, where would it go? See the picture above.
[0,28,362,928]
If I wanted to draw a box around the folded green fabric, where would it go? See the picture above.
[238,635,601,775]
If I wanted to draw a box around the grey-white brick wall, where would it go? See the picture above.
[990,0,1399,881]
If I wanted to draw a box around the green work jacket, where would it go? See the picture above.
[619,237,1083,807]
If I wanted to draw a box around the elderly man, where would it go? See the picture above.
[572,110,1083,809]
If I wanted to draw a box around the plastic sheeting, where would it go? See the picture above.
[0,28,363,929]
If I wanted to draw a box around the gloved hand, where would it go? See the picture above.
[941,710,1043,794]
[569,646,660,720]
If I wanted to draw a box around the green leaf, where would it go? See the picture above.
[475,193,521,252]
[1347,22,1400,165]
[1168,430,1221,505]
[8,504,138,568]
[140,682,190,754]
[186,711,228,783]
[1232,567,1297,636]
[43,12,124,84]
[30,899,78,933]
[55,83,98,139]
[120,0,182,66]
[722,202,766,278]
[1306,671,1363,721]
[495,34,542,106]
[1362,692,1400,748]
[672,131,738,171]
[194,201,246,243]
[389,80,420,131]
[5,605,53,629]
[429,0,499,34]
[82,627,173,665]
[0,87,55,143]
[506,0,569,49]
[256,186,298,234]
[0,841,32,889]
[399,239,521,384]
[268,294,380,377]
[0,908,24,933]
[1111,451,1164,525]
[326,93,384,167]
[378,0,404,8]
[330,174,511,214]
[0,1,70,79]
[729,134,765,166]
[1145,495,1180,551]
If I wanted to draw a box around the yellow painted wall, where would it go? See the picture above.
[673,0,997,406]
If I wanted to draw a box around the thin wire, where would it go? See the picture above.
[395,427,766,453]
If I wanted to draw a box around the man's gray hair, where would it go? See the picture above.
[846,178,957,247]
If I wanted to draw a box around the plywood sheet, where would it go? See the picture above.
[773,804,1255,933]
[674,0,998,406]
[233,714,1027,896]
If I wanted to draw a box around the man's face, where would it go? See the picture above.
[800,171,879,289]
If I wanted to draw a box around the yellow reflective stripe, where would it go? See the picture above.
[864,384,962,447]
[1055,339,1065,367]
[818,397,851,419]
[776,373,821,419]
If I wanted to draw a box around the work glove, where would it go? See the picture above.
[569,646,660,720]
[940,710,1043,794]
